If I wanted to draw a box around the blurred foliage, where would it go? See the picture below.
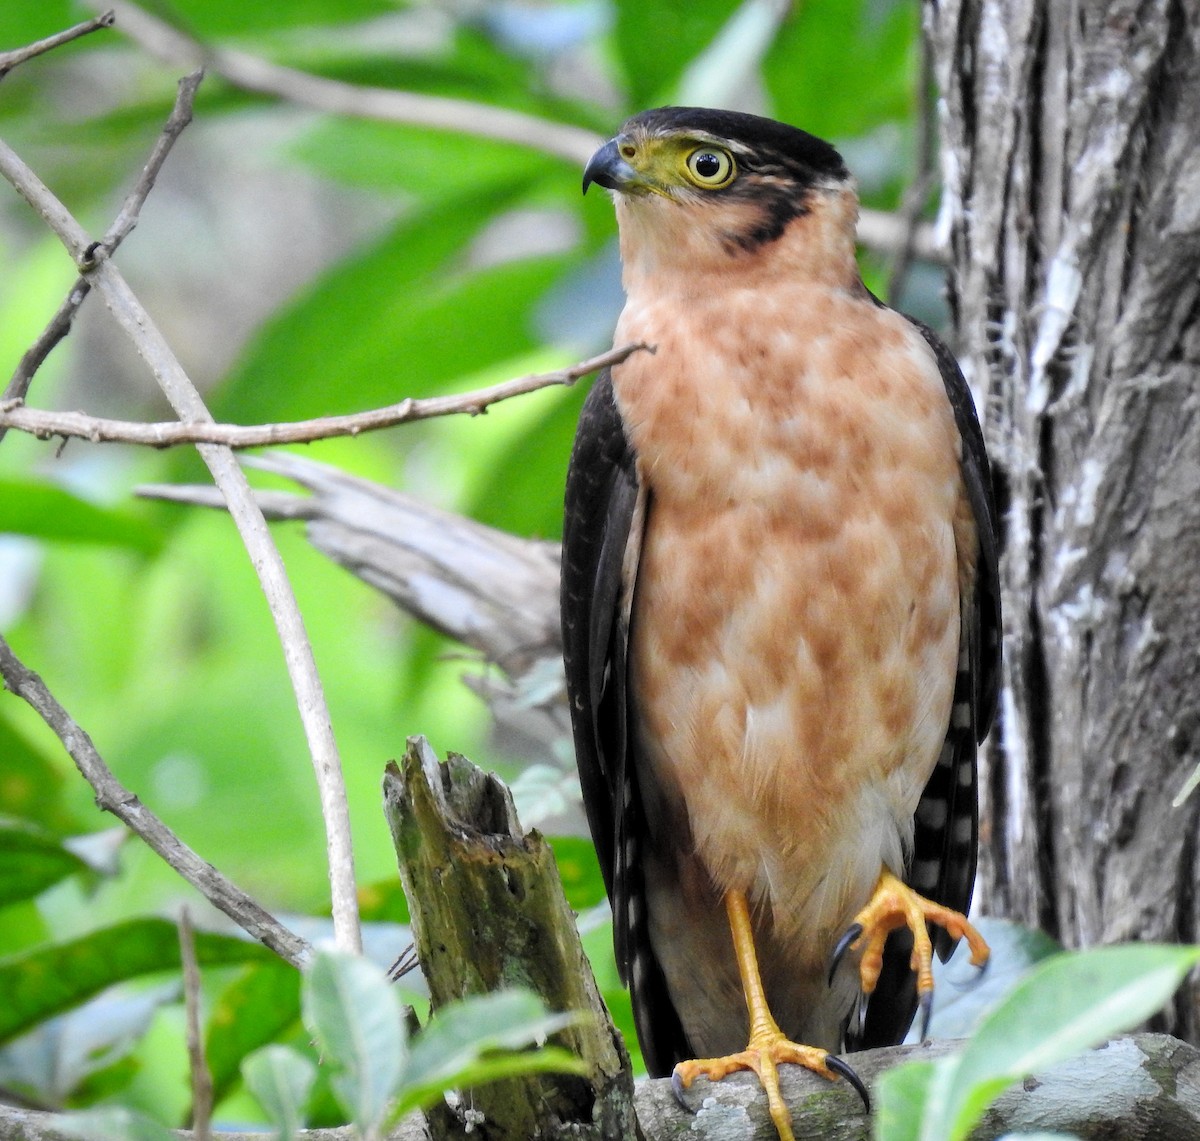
[0,0,926,1127]
[875,942,1200,1141]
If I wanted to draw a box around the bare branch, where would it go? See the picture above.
[0,344,647,449]
[0,10,114,80]
[1,70,203,421]
[0,635,311,968]
[179,909,214,1141]
[104,69,204,250]
[1,284,91,416]
[0,127,363,954]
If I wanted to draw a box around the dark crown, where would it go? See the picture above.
[623,107,849,182]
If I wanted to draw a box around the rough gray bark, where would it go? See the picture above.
[923,0,1200,1036]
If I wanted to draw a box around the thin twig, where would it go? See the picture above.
[0,10,114,80]
[0,343,647,449]
[0,635,311,967]
[105,69,205,250]
[0,122,363,955]
[178,908,214,1141]
[1,71,203,426]
[2,283,91,416]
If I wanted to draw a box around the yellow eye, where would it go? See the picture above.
[685,147,735,188]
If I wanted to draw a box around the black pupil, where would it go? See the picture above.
[694,152,722,178]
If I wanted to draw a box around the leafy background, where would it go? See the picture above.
[0,0,931,1128]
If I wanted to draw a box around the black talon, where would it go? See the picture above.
[671,1068,696,1113]
[828,923,864,985]
[917,989,934,1042]
[826,1053,870,1111]
[951,948,991,991]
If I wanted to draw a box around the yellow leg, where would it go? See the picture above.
[673,891,862,1141]
[848,868,990,1001]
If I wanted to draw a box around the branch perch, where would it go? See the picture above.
[0,344,649,449]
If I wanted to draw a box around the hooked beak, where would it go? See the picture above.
[582,138,639,194]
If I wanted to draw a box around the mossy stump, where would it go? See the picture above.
[384,736,638,1140]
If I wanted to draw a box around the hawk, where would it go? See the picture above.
[560,107,1000,1139]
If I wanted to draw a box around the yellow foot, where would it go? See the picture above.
[701,890,870,1140]
[839,868,990,1031]
[672,1033,863,1141]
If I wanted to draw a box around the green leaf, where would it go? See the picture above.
[873,1058,938,1141]
[612,0,737,109]
[0,478,164,553]
[206,959,302,1108]
[402,989,579,1092]
[53,1107,177,1141]
[70,1054,143,1107]
[394,989,585,1118]
[764,0,919,144]
[394,1047,587,1118]
[243,1044,316,1141]
[672,0,791,108]
[919,943,1200,1141]
[461,377,585,536]
[0,918,274,1047]
[25,981,176,1107]
[301,947,405,1132]
[0,816,90,906]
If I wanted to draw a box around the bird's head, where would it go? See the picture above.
[584,107,859,285]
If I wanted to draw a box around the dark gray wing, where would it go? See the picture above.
[561,370,691,1074]
[855,317,1002,1049]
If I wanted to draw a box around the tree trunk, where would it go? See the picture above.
[924,0,1200,1034]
